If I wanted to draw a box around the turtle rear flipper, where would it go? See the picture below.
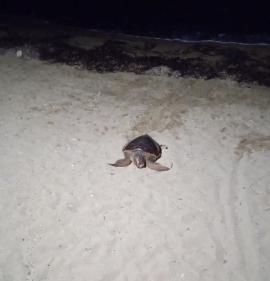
[160,144,168,150]
[146,160,170,171]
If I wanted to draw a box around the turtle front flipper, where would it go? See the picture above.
[109,158,131,167]
[146,160,170,171]
[108,152,132,167]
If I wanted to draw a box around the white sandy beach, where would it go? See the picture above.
[0,53,270,281]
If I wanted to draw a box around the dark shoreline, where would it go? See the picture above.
[1,16,270,87]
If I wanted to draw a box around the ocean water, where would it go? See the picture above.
[1,0,270,45]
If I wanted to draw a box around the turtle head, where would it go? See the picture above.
[132,149,145,169]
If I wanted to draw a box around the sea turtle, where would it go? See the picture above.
[109,134,170,171]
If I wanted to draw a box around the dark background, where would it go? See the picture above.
[1,1,270,36]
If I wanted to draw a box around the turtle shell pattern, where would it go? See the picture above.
[123,134,161,157]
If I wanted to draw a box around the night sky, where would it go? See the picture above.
[2,1,270,36]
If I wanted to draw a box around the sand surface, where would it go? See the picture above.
[0,53,270,281]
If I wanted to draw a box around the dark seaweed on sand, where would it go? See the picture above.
[0,23,270,87]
